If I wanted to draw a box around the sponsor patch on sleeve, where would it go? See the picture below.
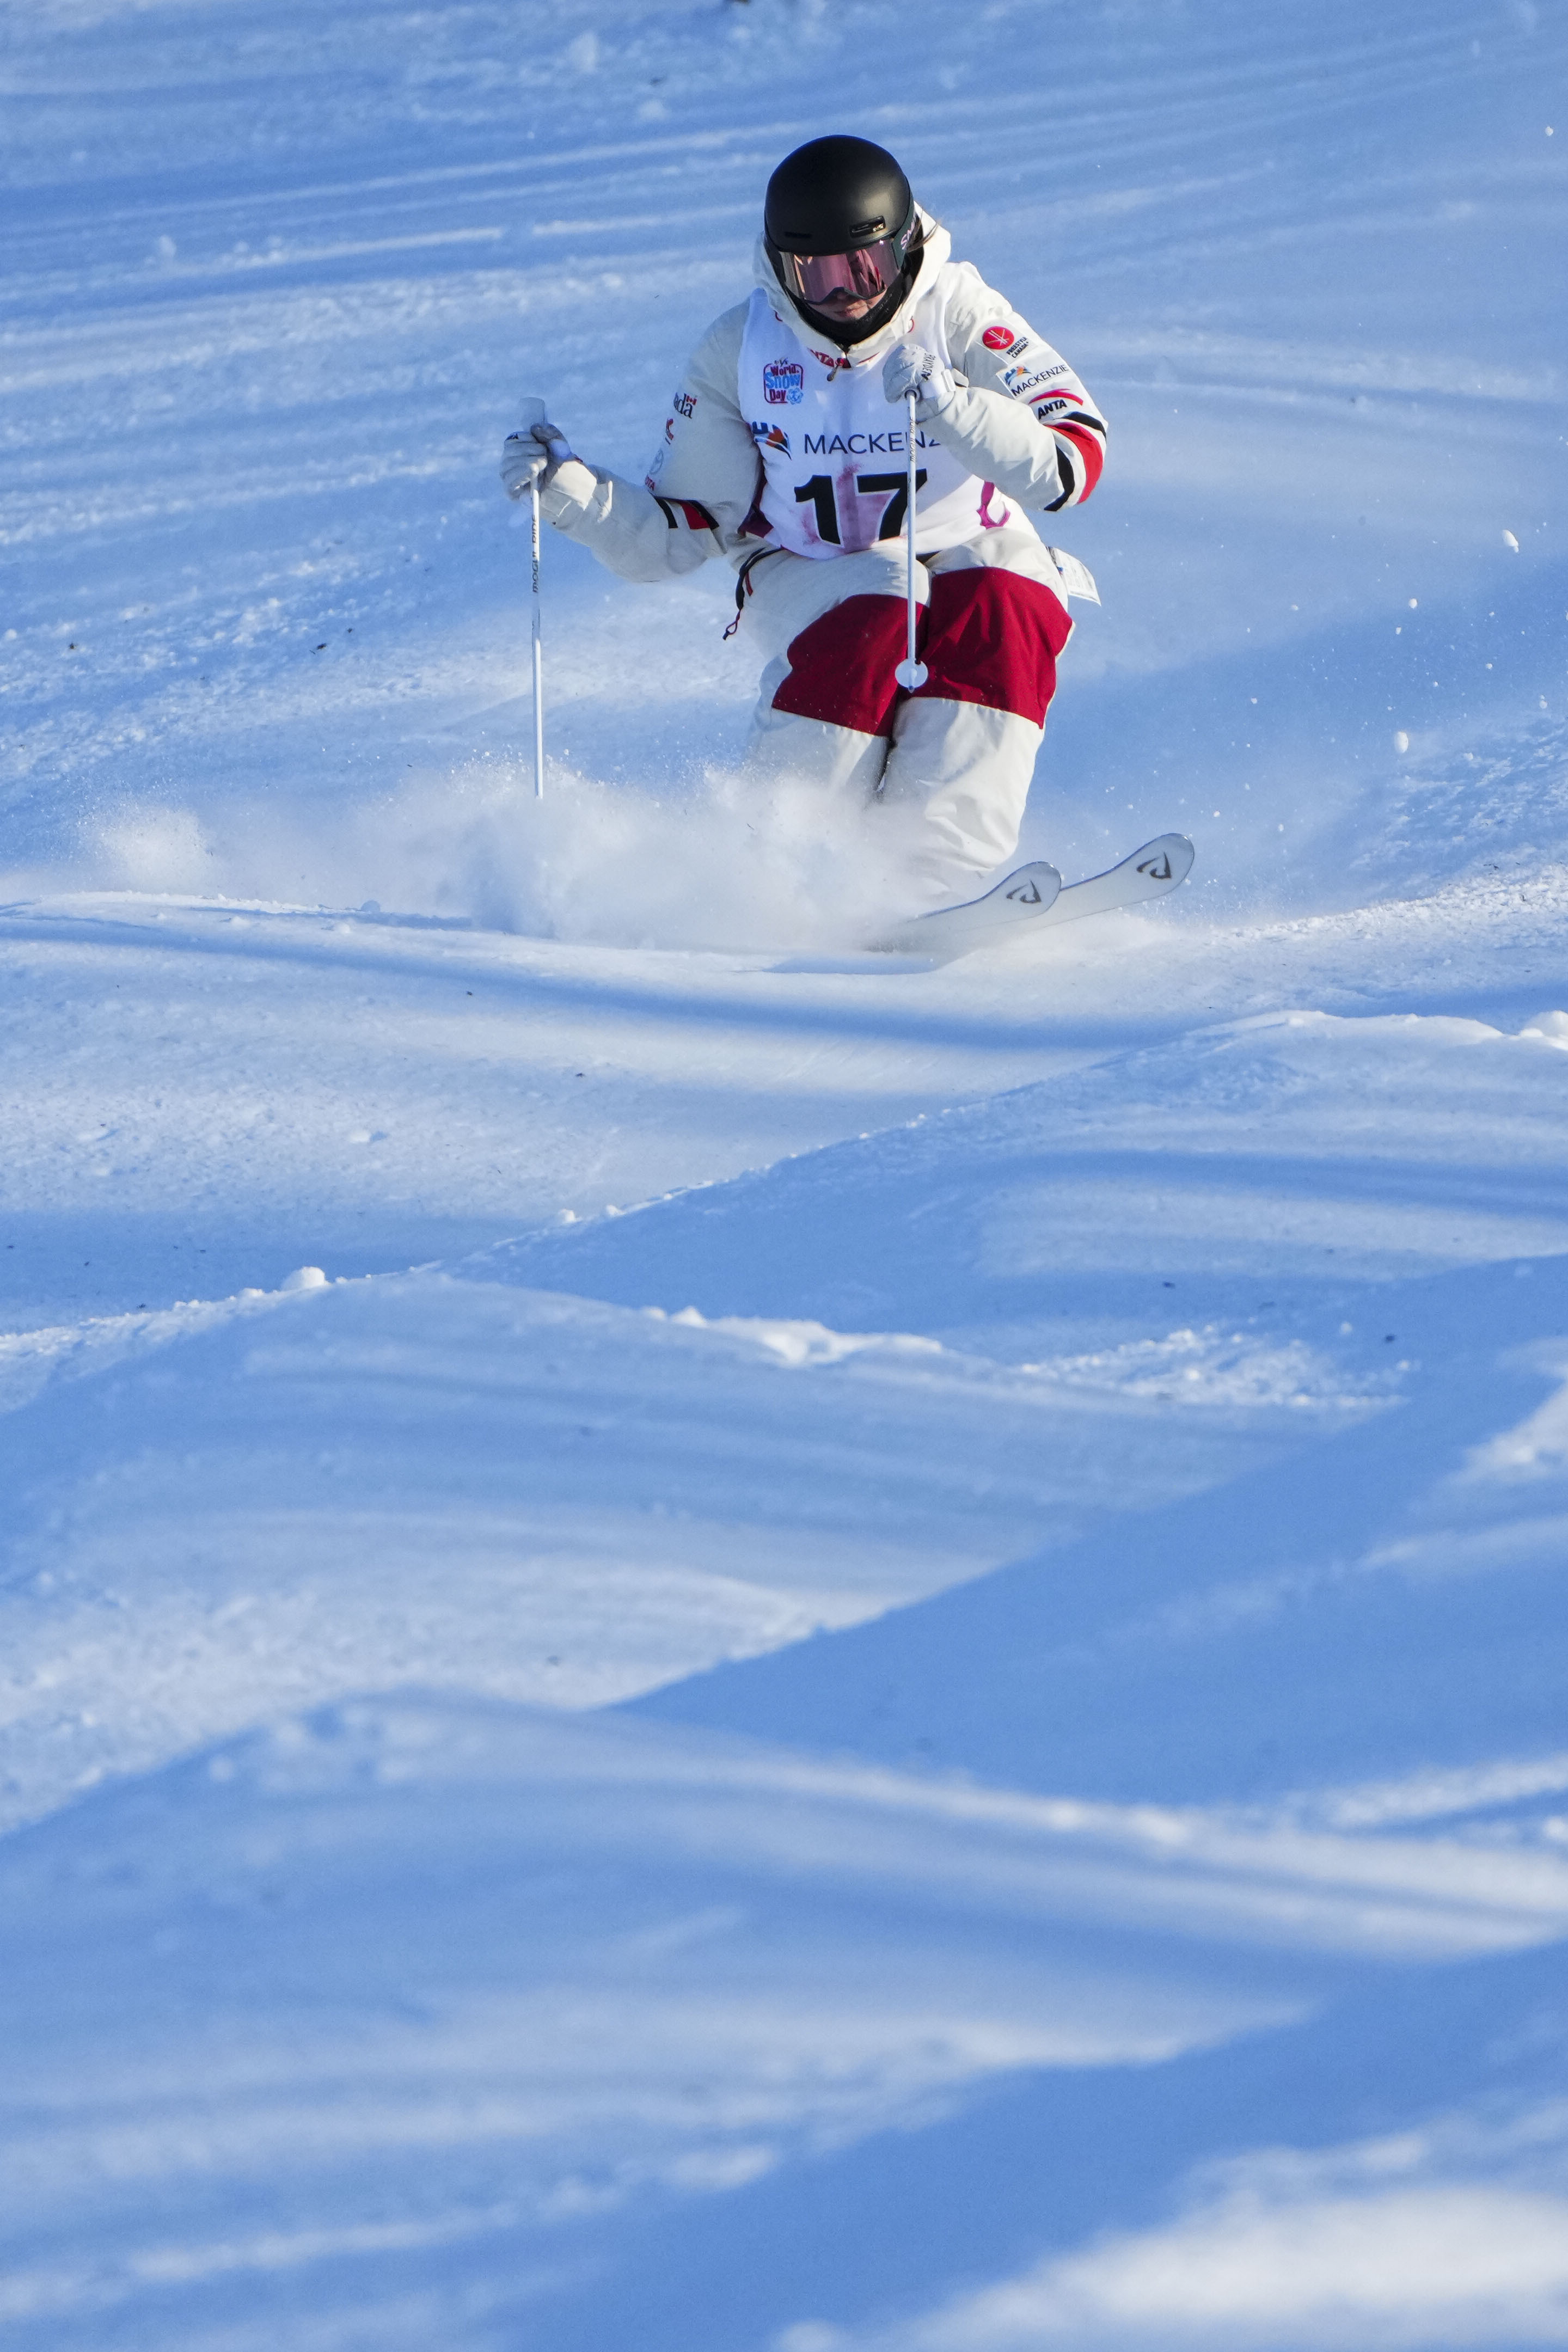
[1004,360,1068,395]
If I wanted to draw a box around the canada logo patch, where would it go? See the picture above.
[763,358,805,406]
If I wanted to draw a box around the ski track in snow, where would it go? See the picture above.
[4,1,1568,2346]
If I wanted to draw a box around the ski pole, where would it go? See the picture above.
[529,468,545,800]
[516,391,565,800]
[894,387,927,691]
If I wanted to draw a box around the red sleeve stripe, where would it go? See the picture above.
[653,495,719,532]
[1044,439,1077,512]
[1052,420,1104,497]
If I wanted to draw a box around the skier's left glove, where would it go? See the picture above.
[500,420,573,500]
[883,340,958,421]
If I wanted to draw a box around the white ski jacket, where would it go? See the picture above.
[538,213,1106,585]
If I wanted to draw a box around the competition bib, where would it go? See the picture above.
[736,287,997,560]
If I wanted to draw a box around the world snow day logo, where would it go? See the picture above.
[763,359,805,405]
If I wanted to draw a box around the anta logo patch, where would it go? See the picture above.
[672,390,696,418]
[982,323,1022,353]
[763,359,805,406]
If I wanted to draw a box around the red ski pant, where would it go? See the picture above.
[740,522,1073,892]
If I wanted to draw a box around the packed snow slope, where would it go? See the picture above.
[4,1,1568,2346]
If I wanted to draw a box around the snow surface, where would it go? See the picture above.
[3,0,1568,2343]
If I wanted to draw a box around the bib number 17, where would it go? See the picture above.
[794,469,928,546]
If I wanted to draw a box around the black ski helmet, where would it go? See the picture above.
[763,134,923,347]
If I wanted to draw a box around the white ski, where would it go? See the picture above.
[873,859,1062,961]
[874,833,1194,963]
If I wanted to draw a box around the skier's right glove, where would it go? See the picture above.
[500,420,573,500]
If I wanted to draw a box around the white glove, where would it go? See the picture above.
[499,419,573,500]
[882,340,957,420]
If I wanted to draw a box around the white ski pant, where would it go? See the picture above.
[737,520,1073,897]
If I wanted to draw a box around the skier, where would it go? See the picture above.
[500,133,1106,903]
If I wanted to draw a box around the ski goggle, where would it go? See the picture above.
[780,236,903,307]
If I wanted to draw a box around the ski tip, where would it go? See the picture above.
[1128,833,1195,888]
[867,860,1064,959]
[989,859,1062,912]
